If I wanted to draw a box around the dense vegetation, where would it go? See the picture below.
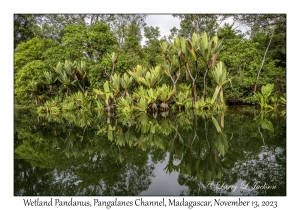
[14,14,286,196]
[14,14,286,115]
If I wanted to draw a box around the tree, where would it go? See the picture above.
[173,14,232,38]
[62,23,117,62]
[15,60,46,105]
[14,14,39,48]
[97,14,147,49]
[14,37,57,73]
[143,26,164,67]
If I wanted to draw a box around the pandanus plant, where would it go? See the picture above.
[73,61,88,93]
[133,86,159,112]
[161,54,180,93]
[128,65,147,85]
[161,41,181,93]
[120,73,133,98]
[93,81,114,112]
[27,80,42,105]
[193,32,223,100]
[211,61,232,105]
[173,37,198,107]
[107,52,119,80]
[54,61,77,97]
[110,73,121,97]
[157,84,174,111]
[43,71,57,93]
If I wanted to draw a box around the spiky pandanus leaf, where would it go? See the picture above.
[160,41,169,53]
[64,60,74,76]
[211,62,232,104]
[133,86,147,100]
[157,84,174,102]
[135,98,148,112]
[120,73,133,90]
[128,65,147,84]
[195,32,223,63]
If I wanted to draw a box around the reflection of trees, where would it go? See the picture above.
[162,108,285,196]
[163,112,231,195]
[14,106,286,195]
[178,175,229,196]
[14,159,55,196]
[64,153,154,196]
[14,110,154,196]
[234,146,286,196]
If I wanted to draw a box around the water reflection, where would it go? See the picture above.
[14,106,286,195]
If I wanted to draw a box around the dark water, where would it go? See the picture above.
[14,106,286,196]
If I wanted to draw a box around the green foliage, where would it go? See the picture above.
[14,37,57,73]
[253,83,274,109]
[93,81,114,101]
[195,32,223,63]
[14,14,38,48]
[157,84,174,102]
[15,60,46,105]
[62,23,117,61]
[211,61,232,104]
[120,73,133,90]
[14,15,285,115]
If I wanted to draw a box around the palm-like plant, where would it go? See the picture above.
[74,61,88,92]
[194,32,223,100]
[93,81,114,112]
[157,84,174,111]
[128,65,147,84]
[27,80,41,105]
[195,32,223,63]
[175,91,191,111]
[64,60,74,76]
[140,66,164,88]
[54,62,76,96]
[161,54,180,93]
[120,73,133,91]
[253,83,274,109]
[135,97,149,113]
[211,61,232,105]
[43,71,57,93]
[110,73,121,97]
[117,97,134,115]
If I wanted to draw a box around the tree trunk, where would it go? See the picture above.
[254,29,274,92]
[203,65,209,100]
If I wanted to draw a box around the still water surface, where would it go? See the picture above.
[14,106,286,196]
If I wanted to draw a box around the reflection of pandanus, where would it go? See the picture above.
[37,116,43,125]
[151,103,158,112]
[161,110,169,118]
[152,111,158,119]
[105,98,115,113]
[160,102,169,111]
[213,150,220,164]
[178,106,183,112]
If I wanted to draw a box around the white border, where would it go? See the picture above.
[2,1,297,209]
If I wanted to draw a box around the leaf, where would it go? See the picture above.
[212,116,222,133]
[211,86,221,104]
[201,32,208,49]
[108,130,113,141]
[261,119,274,132]
[103,81,110,93]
